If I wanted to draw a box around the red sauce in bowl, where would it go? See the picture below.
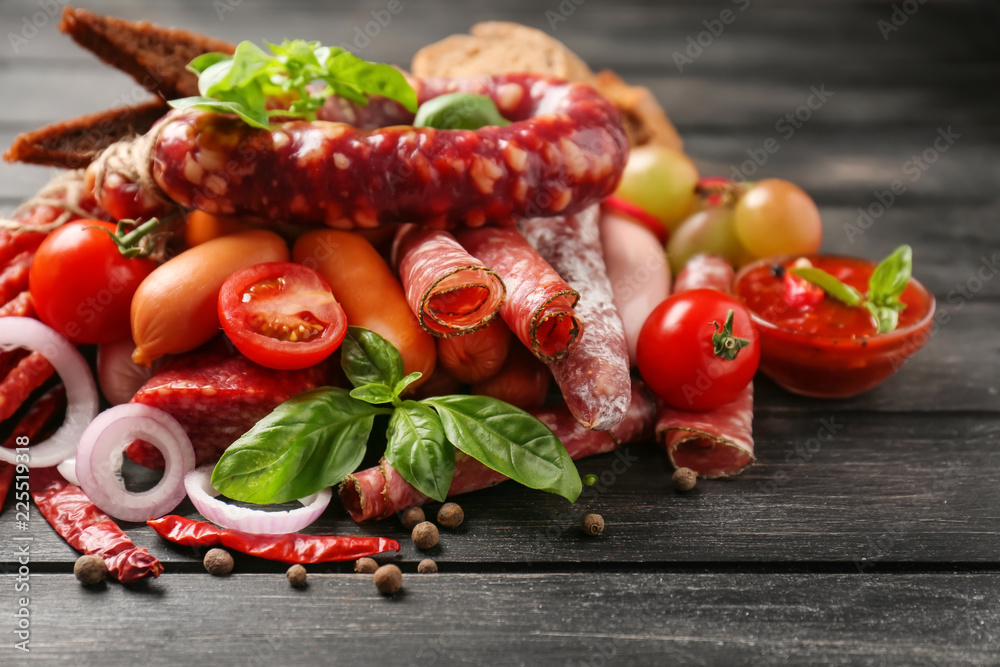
[734,255,935,397]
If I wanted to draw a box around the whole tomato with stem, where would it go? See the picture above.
[29,219,159,344]
[637,289,759,411]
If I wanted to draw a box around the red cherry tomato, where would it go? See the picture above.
[218,262,347,370]
[29,220,157,344]
[636,289,759,411]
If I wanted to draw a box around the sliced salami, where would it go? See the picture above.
[521,204,631,430]
[393,225,506,337]
[340,385,656,522]
[454,226,581,363]
[126,339,328,469]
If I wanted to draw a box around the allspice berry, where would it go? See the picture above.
[412,521,439,550]
[401,506,425,530]
[354,557,379,574]
[286,564,307,588]
[672,467,697,492]
[203,548,234,576]
[417,558,438,574]
[374,564,402,594]
[582,513,605,536]
[437,502,464,528]
[74,555,106,586]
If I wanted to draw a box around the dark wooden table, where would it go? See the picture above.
[2,1,998,664]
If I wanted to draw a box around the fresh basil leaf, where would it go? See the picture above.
[187,51,232,76]
[868,244,912,305]
[393,372,423,398]
[211,387,389,504]
[423,395,582,502]
[268,39,320,66]
[206,40,278,95]
[865,302,900,334]
[340,326,404,389]
[326,50,418,112]
[350,382,396,406]
[790,267,864,307]
[414,93,512,130]
[168,96,270,129]
[198,59,235,97]
[385,401,455,502]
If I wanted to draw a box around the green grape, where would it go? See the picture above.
[614,145,699,233]
[733,179,823,259]
[666,207,743,275]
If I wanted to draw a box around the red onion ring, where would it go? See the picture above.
[185,466,332,535]
[75,403,196,522]
[0,318,99,467]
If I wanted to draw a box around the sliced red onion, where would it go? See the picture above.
[185,466,332,535]
[56,457,79,486]
[75,403,195,522]
[0,318,99,467]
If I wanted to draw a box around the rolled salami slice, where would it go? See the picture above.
[340,385,657,522]
[656,253,754,477]
[521,205,631,430]
[454,226,581,363]
[656,382,755,478]
[394,225,506,337]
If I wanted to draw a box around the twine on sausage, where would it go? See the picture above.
[0,169,94,234]
[89,119,173,215]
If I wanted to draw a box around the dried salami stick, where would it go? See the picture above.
[0,352,55,422]
[0,387,64,515]
[340,385,656,522]
[454,226,581,363]
[521,205,631,430]
[656,253,755,477]
[394,225,506,337]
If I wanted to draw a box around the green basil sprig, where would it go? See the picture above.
[790,245,913,334]
[413,93,512,130]
[169,39,417,129]
[211,327,581,505]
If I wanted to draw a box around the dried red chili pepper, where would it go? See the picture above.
[147,515,401,564]
[0,386,63,514]
[32,466,163,584]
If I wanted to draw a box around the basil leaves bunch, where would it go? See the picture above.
[170,39,417,129]
[211,327,581,506]
[790,245,914,333]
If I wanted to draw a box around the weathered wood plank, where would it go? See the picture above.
[1,571,997,666]
[7,412,998,567]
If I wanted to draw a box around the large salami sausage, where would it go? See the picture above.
[125,339,328,469]
[340,385,656,522]
[393,225,505,337]
[92,74,628,228]
[454,226,581,363]
[656,253,755,477]
[521,205,631,430]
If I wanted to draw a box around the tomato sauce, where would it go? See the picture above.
[734,255,935,398]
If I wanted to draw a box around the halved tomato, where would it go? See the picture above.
[218,262,347,370]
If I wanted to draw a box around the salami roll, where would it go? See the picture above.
[521,205,631,430]
[393,225,506,337]
[454,226,581,363]
[340,385,657,522]
[656,253,754,477]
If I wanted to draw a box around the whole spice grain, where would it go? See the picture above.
[672,467,697,492]
[417,558,438,574]
[412,521,439,550]
[437,502,464,528]
[400,506,425,530]
[203,548,234,575]
[374,564,402,594]
[581,513,605,536]
[286,564,307,587]
[354,557,379,574]
[74,555,106,585]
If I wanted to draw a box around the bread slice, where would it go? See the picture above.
[412,21,681,150]
[4,100,169,168]
[59,6,235,100]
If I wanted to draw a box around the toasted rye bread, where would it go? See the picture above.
[4,100,169,168]
[412,21,681,150]
[59,6,235,100]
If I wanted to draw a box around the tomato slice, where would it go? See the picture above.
[218,262,347,370]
